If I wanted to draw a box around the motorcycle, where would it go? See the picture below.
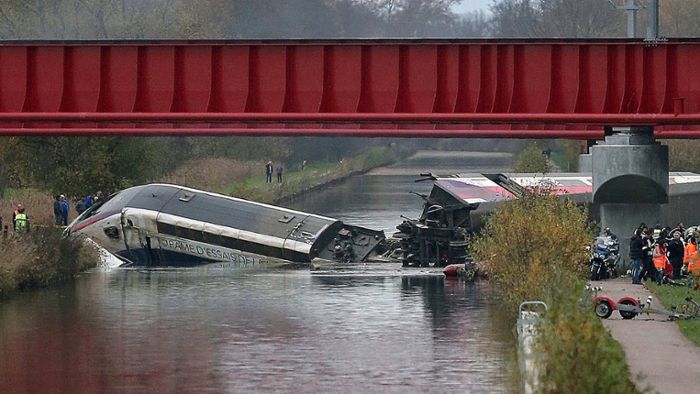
[590,235,620,281]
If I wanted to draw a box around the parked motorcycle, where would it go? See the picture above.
[590,235,620,281]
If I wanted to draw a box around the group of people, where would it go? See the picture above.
[265,161,284,183]
[53,191,103,226]
[629,223,700,285]
[1,191,104,236]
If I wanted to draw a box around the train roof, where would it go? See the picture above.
[107,184,340,239]
[433,173,700,205]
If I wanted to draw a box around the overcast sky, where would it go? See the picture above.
[452,0,493,14]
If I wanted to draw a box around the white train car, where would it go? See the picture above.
[65,184,384,267]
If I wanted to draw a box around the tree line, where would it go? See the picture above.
[2,0,700,196]
[3,1,700,40]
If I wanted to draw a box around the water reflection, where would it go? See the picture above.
[1,268,514,393]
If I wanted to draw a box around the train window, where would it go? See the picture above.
[203,231,221,245]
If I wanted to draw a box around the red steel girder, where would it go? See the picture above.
[3,39,700,138]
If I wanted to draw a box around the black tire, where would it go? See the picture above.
[595,301,613,319]
[619,300,638,319]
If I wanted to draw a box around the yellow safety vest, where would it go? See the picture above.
[15,213,27,232]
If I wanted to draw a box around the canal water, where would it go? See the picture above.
[0,151,516,393]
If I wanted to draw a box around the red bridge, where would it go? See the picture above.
[2,39,700,138]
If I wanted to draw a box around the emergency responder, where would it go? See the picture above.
[14,207,28,233]
[12,203,23,231]
[653,240,670,285]
[684,235,698,276]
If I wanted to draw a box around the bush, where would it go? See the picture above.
[472,193,635,393]
[514,143,552,173]
[471,192,592,306]
[161,158,259,192]
[0,191,100,298]
[0,227,99,297]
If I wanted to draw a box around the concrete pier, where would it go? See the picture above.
[591,127,668,267]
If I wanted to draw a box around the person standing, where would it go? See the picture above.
[265,161,273,183]
[12,204,22,231]
[667,230,685,279]
[14,207,28,233]
[59,195,69,226]
[276,164,283,183]
[629,229,645,284]
[53,195,61,225]
[75,198,86,215]
[684,235,698,276]
[653,241,669,285]
[84,194,94,210]
[641,229,656,282]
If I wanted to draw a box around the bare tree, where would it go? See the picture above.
[490,0,624,38]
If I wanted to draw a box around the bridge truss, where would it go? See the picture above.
[2,39,700,138]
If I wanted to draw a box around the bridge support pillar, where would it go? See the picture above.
[591,127,668,268]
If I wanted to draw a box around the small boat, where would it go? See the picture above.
[65,184,385,267]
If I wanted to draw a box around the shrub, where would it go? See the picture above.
[534,275,635,394]
[471,192,592,306]
[0,191,100,298]
[0,227,98,297]
[161,158,259,192]
[472,192,635,393]
[514,143,552,173]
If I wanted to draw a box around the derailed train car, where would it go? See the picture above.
[393,173,593,267]
[65,184,384,267]
[394,172,700,268]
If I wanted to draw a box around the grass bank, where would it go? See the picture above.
[160,145,411,205]
[225,145,410,204]
[0,192,99,299]
[472,192,636,393]
[646,281,700,346]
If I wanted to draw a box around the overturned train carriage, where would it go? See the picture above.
[393,178,486,268]
[65,184,384,267]
[393,173,594,267]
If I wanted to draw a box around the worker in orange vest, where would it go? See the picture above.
[683,237,698,272]
[686,237,700,276]
[653,240,670,284]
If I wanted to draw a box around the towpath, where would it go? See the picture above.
[591,278,700,394]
